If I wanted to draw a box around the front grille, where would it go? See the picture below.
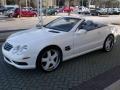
[4,43,13,51]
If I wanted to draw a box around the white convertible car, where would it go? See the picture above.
[2,16,118,72]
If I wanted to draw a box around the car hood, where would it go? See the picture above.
[7,27,64,45]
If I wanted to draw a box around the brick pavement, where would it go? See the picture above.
[70,66,120,90]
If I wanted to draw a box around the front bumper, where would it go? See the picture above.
[2,46,36,69]
[3,56,35,69]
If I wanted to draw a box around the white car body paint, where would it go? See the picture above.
[2,16,118,69]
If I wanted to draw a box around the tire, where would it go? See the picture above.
[8,14,13,18]
[98,13,100,16]
[103,35,114,52]
[33,14,37,17]
[37,47,62,72]
[54,12,57,15]
[17,15,20,18]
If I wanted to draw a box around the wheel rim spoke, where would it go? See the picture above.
[47,51,51,58]
[44,62,51,70]
[51,52,58,60]
[105,37,114,51]
[106,42,110,49]
[51,60,57,67]
[41,49,60,71]
[41,58,49,62]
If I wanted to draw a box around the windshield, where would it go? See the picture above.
[44,17,80,32]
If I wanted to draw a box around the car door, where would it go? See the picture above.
[20,9,25,17]
[27,10,32,16]
[74,20,102,55]
[24,9,29,17]
[21,9,28,17]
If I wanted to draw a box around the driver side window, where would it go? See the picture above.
[78,20,97,31]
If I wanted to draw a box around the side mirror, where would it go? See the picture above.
[76,29,87,34]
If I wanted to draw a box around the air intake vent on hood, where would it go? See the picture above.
[49,30,60,33]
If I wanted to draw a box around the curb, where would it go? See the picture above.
[111,23,120,26]
[99,15,110,17]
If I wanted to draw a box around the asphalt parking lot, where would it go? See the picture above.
[0,35,120,90]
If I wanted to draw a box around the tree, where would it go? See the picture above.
[6,0,15,5]
[29,0,35,8]
[80,0,88,6]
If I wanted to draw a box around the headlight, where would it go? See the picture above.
[12,45,28,55]
[12,45,20,54]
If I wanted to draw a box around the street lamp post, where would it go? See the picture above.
[1,0,6,6]
[5,0,6,5]
[68,0,71,16]
[40,0,43,26]
[28,0,31,7]
[26,0,28,7]
[18,0,21,18]
[88,0,91,9]
[36,0,43,28]
[82,0,83,6]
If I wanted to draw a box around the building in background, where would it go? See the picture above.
[2,0,120,8]
[43,0,80,7]
[0,0,80,7]
[0,0,6,6]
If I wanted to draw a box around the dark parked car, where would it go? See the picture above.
[33,7,57,16]
[107,8,114,15]
[113,8,120,15]
[44,8,57,15]
[96,8,108,15]
[90,9,99,16]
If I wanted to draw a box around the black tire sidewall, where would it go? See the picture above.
[17,15,20,18]
[103,35,114,52]
[9,14,13,18]
[36,48,62,72]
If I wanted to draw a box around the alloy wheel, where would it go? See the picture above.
[41,49,61,71]
[104,35,114,52]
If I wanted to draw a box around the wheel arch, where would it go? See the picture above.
[36,45,63,68]
[103,33,115,51]
[106,34,115,40]
[104,33,115,44]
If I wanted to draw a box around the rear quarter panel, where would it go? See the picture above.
[100,25,117,44]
